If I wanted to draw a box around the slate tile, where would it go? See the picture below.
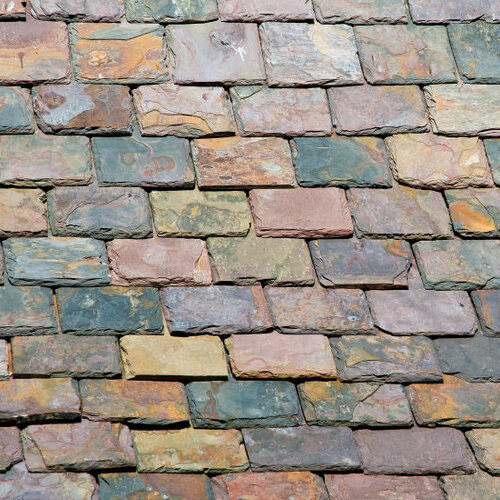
[0,0,24,19]
[31,0,125,21]
[193,137,295,188]
[125,0,217,22]
[0,87,34,134]
[299,381,413,427]
[329,85,429,136]
[408,0,500,23]
[0,339,8,380]
[161,285,272,335]
[243,426,361,472]
[260,22,362,86]
[485,139,500,186]
[226,1,314,20]
[441,468,500,500]
[167,21,265,85]
[0,188,47,237]
[354,427,475,474]
[407,375,500,426]
[22,420,136,472]
[314,0,407,24]
[186,380,301,428]
[466,429,500,475]
[57,286,163,335]
[472,290,500,336]
[0,427,21,472]
[12,335,121,378]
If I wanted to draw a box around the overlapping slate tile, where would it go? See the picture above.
[167,21,265,85]
[161,285,272,335]
[0,87,34,133]
[408,0,500,23]
[0,0,25,19]
[299,381,413,427]
[485,139,500,186]
[466,429,500,475]
[31,0,125,21]
[441,468,500,500]
[0,340,9,380]
[472,290,500,336]
[0,188,46,237]
[260,22,362,87]
[314,0,407,24]
[125,0,216,22]
[220,0,313,21]
[0,427,21,472]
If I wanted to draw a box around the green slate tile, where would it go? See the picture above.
[124,0,218,22]
[0,87,33,134]
[484,139,500,186]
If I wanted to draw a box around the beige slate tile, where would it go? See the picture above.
[0,188,47,237]
[441,468,500,500]
[0,339,9,380]
[466,429,500,475]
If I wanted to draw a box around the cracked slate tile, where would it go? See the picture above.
[313,0,407,24]
[0,87,34,134]
[124,0,217,22]
[30,0,125,21]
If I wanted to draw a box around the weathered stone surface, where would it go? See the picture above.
[446,188,500,237]
[22,420,136,472]
[407,375,500,426]
[0,87,33,133]
[0,188,46,237]
[57,286,163,335]
[133,428,248,473]
[230,86,332,136]
[314,0,407,24]
[309,238,412,288]
[329,85,429,135]
[0,0,24,19]
[92,135,194,188]
[33,83,132,135]
[0,427,21,472]
[367,289,477,336]
[441,468,500,500]
[71,23,167,83]
[243,426,361,472]
[485,139,500,186]
[120,335,228,379]
[0,340,7,380]
[466,429,500,475]
[354,428,475,474]
[167,21,265,85]
[226,331,337,379]
[0,19,71,84]
[125,0,217,22]
[409,0,500,23]
[107,237,212,286]
[292,136,392,188]
[80,379,188,425]
[299,381,413,427]
[265,287,374,335]
[161,285,272,335]
[12,335,121,378]
[150,190,251,237]
[193,137,295,188]
[187,380,301,428]
[413,240,500,290]
[0,133,91,187]
[0,378,80,423]
[219,0,313,21]
[331,334,442,383]
[133,84,235,137]
[260,23,362,87]
[208,231,314,285]
[31,0,125,21]
[424,85,500,137]
[472,290,500,336]
[249,187,353,238]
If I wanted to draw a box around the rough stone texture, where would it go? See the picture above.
[125,0,216,22]
[424,84,500,137]
[299,381,413,427]
[472,290,500,336]
[219,0,314,21]
[12,335,121,378]
[107,237,212,286]
[466,429,500,475]
[71,23,167,83]
[133,428,248,473]
[0,188,47,237]
[186,380,301,428]
[309,238,412,288]
[0,87,33,133]
[0,0,25,19]
[57,286,163,335]
[31,0,125,21]
[161,285,273,335]
[22,420,136,472]
[133,84,235,138]
[120,335,228,379]
[92,136,194,188]
[193,137,295,188]
[225,331,337,379]
[230,86,332,136]
[441,469,500,500]
[80,379,188,425]
[386,134,493,189]
[366,289,477,336]
[445,188,500,237]
[0,340,8,380]
[150,190,251,237]
[167,21,265,85]
[0,378,80,423]
[314,0,407,24]
[485,139,500,186]
[33,83,132,135]
[260,23,362,87]
[265,287,374,335]
[243,426,361,472]
[407,375,500,426]
[0,19,71,84]
[354,427,475,475]
[292,136,392,188]
[349,184,452,239]
[331,335,442,383]
[0,427,21,472]
[408,0,500,23]
[249,187,353,238]
[329,85,429,136]
[413,240,500,290]
[0,133,91,187]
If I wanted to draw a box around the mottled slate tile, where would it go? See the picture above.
[314,0,407,24]
[260,22,362,87]
[485,139,500,186]
[0,340,8,379]
[0,188,47,237]
[409,0,500,23]
[0,427,21,472]
[466,429,500,475]
[472,290,500,336]
[161,285,272,335]
[167,21,265,85]
[31,0,125,21]
[441,468,500,500]
[299,381,412,427]
[125,0,217,22]
[0,87,33,133]
[0,0,24,19]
